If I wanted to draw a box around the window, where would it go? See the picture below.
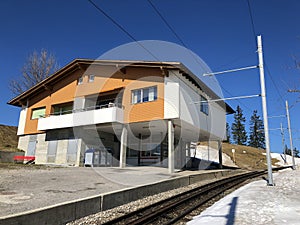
[31,107,46,119]
[132,86,157,104]
[52,102,73,115]
[78,77,83,85]
[148,86,157,101]
[143,88,149,102]
[132,89,142,104]
[200,95,209,115]
[88,75,95,83]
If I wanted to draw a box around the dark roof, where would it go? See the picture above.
[7,59,234,114]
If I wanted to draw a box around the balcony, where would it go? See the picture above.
[38,104,124,131]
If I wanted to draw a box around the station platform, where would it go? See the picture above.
[0,166,242,225]
[188,168,300,225]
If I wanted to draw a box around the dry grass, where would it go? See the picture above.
[0,124,19,151]
[222,142,279,170]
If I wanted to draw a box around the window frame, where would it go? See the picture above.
[88,74,95,83]
[52,102,73,115]
[131,86,157,104]
[132,89,142,104]
[31,107,46,120]
[200,95,209,115]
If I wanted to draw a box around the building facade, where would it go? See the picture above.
[8,59,233,171]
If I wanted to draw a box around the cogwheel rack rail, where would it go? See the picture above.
[102,166,291,225]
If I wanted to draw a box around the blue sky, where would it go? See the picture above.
[1,0,300,153]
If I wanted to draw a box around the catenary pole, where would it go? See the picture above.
[280,123,287,164]
[257,35,274,185]
[286,100,296,169]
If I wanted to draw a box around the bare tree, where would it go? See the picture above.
[9,49,58,95]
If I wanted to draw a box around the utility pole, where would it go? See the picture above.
[280,123,287,164]
[199,35,274,185]
[286,100,296,169]
[257,35,274,186]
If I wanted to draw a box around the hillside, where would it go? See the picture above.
[0,124,19,151]
[221,142,279,170]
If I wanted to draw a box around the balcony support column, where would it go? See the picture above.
[218,140,223,169]
[119,124,127,168]
[168,120,175,173]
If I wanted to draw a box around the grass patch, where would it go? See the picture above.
[222,142,279,170]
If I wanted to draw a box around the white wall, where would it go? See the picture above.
[164,75,180,119]
[164,70,226,140]
[38,107,124,131]
[17,107,28,135]
[18,135,29,152]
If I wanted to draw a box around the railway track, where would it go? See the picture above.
[102,166,291,225]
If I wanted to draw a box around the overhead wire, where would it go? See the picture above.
[246,0,286,114]
[147,0,255,114]
[246,0,295,154]
[265,64,286,107]
[246,0,257,39]
[88,0,239,144]
[88,0,265,116]
[147,0,186,48]
[147,0,216,74]
[87,0,161,62]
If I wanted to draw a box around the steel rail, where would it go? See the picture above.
[102,166,291,225]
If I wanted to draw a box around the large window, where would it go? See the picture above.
[132,86,157,104]
[31,107,46,119]
[52,102,73,115]
[200,95,209,115]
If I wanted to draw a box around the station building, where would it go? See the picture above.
[8,59,234,172]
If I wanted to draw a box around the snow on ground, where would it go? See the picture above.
[270,152,300,167]
[196,145,237,168]
[188,168,300,225]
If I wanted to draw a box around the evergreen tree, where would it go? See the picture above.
[248,110,265,148]
[231,105,247,145]
[285,146,300,158]
[224,122,231,143]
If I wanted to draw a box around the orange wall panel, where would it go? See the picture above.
[23,65,165,134]
[24,70,81,134]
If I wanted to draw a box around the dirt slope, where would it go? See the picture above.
[222,142,279,170]
[0,124,18,151]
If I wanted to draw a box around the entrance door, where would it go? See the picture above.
[27,141,36,156]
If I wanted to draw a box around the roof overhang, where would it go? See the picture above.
[7,59,234,114]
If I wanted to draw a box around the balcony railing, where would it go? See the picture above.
[46,103,123,117]
[37,103,124,131]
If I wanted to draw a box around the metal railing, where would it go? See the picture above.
[42,103,123,118]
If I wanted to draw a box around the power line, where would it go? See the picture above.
[147,0,255,114]
[246,0,285,114]
[147,0,186,47]
[88,0,259,116]
[246,0,257,40]
[147,0,214,73]
[214,52,256,71]
[220,87,255,113]
[265,63,285,107]
[87,0,160,62]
